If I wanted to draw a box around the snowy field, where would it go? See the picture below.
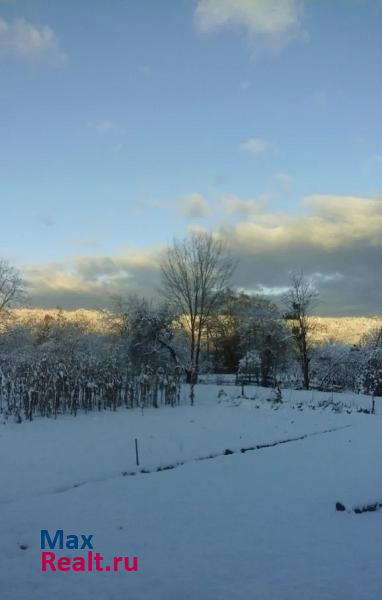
[0,384,381,599]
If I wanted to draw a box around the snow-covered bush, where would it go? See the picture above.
[359,347,382,396]
[310,343,362,392]
[0,309,183,421]
[106,296,188,371]
[237,350,261,385]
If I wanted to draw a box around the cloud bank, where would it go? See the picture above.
[22,194,382,315]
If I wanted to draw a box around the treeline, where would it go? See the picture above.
[1,291,381,409]
[0,234,382,422]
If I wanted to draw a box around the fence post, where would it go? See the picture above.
[135,438,139,467]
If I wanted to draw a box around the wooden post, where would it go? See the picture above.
[135,438,139,467]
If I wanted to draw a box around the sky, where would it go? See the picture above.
[1,0,382,315]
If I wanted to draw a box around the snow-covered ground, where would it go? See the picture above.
[0,385,381,599]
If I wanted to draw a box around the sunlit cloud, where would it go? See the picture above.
[22,194,382,315]
[217,194,382,314]
[24,248,162,309]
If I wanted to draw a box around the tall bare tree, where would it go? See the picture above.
[283,272,318,390]
[160,232,236,384]
[0,259,24,331]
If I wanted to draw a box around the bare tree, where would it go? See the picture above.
[283,272,318,390]
[160,232,236,384]
[0,259,24,330]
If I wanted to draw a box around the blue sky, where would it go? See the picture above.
[1,0,382,313]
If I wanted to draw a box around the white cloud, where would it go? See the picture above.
[221,193,270,217]
[94,120,115,134]
[179,193,211,218]
[194,0,304,54]
[0,16,66,63]
[310,272,343,284]
[251,284,290,296]
[240,137,269,154]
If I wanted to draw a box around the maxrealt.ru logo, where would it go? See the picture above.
[40,530,139,573]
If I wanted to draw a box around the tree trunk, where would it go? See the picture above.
[302,353,310,389]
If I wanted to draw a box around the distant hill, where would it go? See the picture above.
[308,316,382,344]
[9,309,382,345]
[11,308,107,331]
